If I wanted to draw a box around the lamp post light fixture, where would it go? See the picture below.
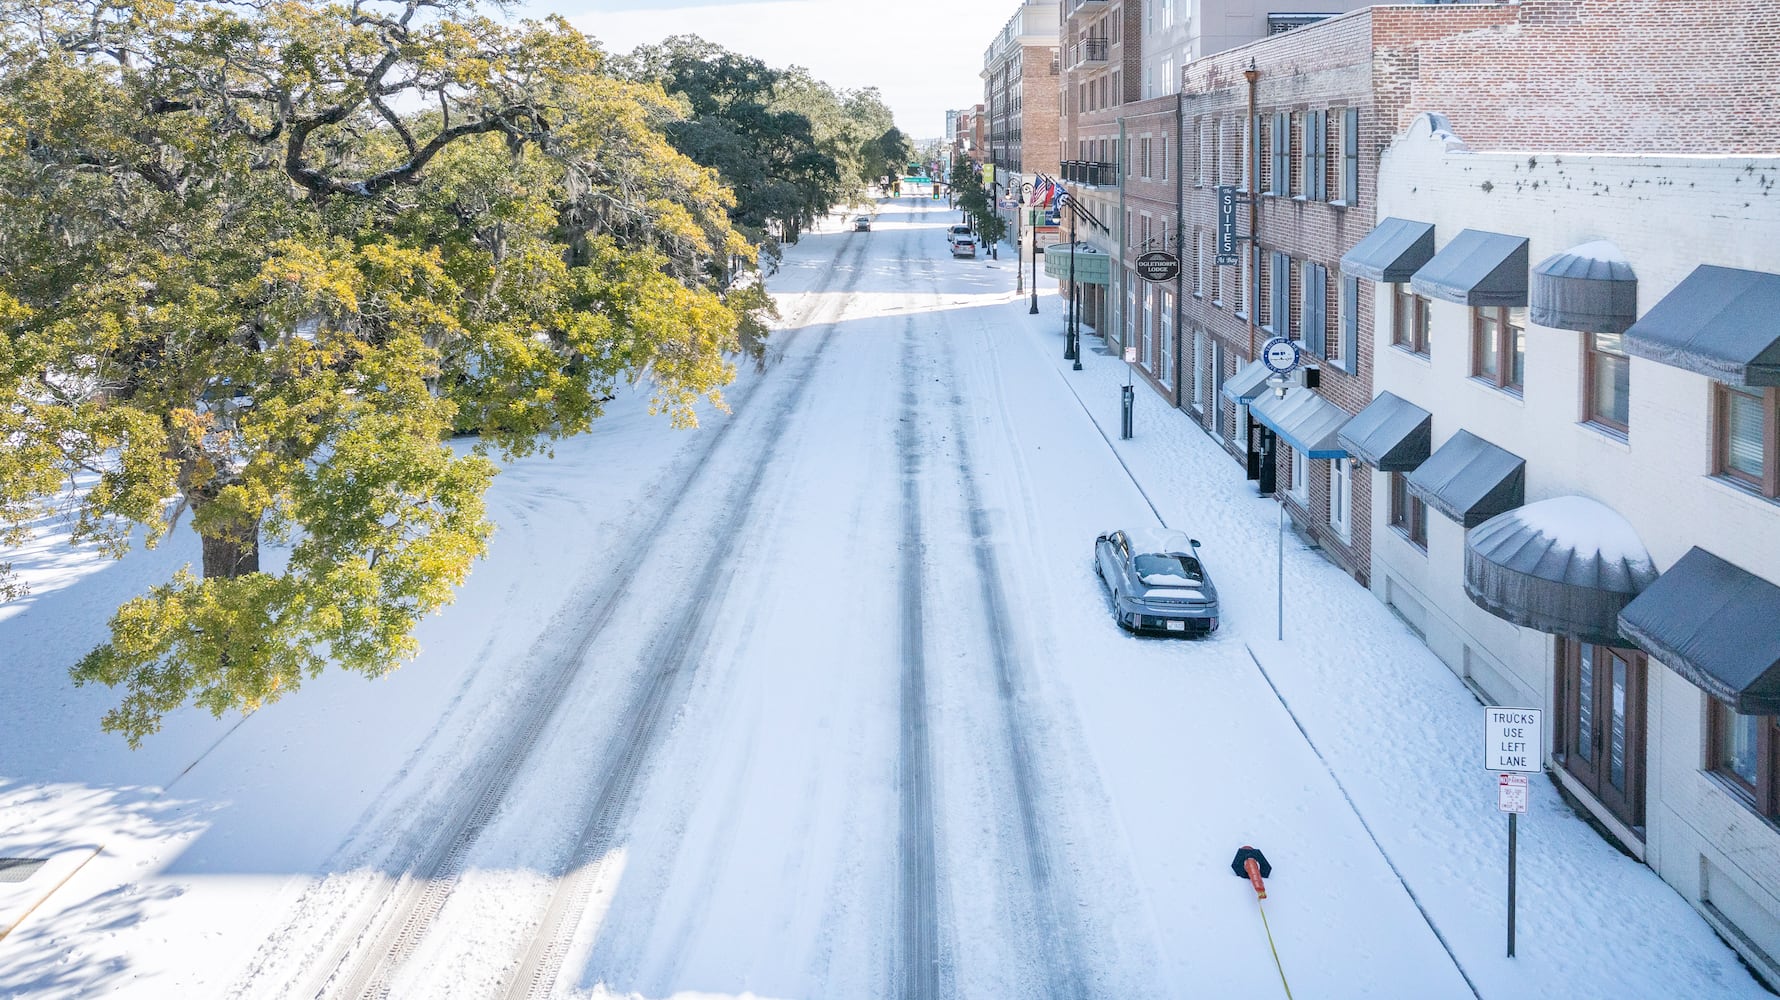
[1021,181,1038,313]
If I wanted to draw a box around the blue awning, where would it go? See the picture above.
[1249,386,1351,459]
[1220,358,1275,405]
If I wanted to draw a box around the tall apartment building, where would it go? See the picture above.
[982,1,1061,224]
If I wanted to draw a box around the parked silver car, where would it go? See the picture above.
[1093,528,1219,635]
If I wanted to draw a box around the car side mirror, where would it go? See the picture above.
[1189,539,1201,548]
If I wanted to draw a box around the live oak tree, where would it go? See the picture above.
[0,0,769,744]
[615,36,846,247]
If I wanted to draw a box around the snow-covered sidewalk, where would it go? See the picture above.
[1001,275,1766,999]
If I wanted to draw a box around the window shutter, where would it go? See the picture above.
[1340,274,1359,372]
[1313,112,1328,200]
[1343,107,1360,204]
[1272,252,1290,334]
[1251,113,1263,192]
[1271,113,1288,196]
[1301,264,1324,356]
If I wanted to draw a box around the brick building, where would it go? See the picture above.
[982,0,1061,224]
[1173,0,1780,580]
[950,104,986,169]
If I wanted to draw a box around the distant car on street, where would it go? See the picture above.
[946,224,973,246]
[853,216,872,231]
[1093,528,1219,635]
[951,236,977,258]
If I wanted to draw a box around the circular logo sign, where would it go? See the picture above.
[1135,250,1180,282]
[1262,337,1301,375]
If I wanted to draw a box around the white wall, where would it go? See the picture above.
[1370,112,1780,974]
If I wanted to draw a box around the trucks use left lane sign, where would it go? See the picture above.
[1484,707,1543,773]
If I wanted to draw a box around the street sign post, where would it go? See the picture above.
[1484,707,1542,958]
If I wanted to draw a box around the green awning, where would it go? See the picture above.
[1044,242,1112,286]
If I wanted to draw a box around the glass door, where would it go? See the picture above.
[1558,640,1647,831]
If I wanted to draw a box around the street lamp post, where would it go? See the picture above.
[1065,206,1079,364]
[1020,181,1036,309]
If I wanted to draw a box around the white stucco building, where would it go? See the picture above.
[1345,113,1780,980]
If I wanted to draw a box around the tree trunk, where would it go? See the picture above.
[201,521,260,579]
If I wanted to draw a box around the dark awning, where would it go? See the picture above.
[1411,229,1530,307]
[1337,392,1431,471]
[1621,265,1780,387]
[1530,241,1638,334]
[1220,358,1275,405]
[1620,547,1780,714]
[1340,218,1435,283]
[1249,386,1351,459]
[1407,430,1525,528]
[1464,497,1658,645]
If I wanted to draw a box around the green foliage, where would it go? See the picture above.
[0,0,770,744]
[615,35,904,245]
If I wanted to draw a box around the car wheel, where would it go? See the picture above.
[1111,591,1128,630]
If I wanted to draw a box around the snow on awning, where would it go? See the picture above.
[1249,386,1351,459]
[1340,218,1435,284]
[1337,391,1430,471]
[1620,547,1780,715]
[1464,496,1658,646]
[1621,264,1780,387]
[1411,229,1530,307]
[1042,242,1112,285]
[1220,358,1274,405]
[1530,240,1638,334]
[1407,429,1525,528]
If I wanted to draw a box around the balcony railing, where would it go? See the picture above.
[1061,159,1118,187]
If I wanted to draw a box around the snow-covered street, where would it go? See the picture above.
[1,196,1766,999]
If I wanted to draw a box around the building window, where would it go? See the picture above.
[1159,292,1174,390]
[1288,445,1309,504]
[1392,283,1429,357]
[1470,306,1525,394]
[1336,107,1359,205]
[1716,384,1779,498]
[1389,472,1426,550]
[1584,331,1630,432]
[1191,227,1203,296]
[1269,112,1288,196]
[1194,117,1205,186]
[1193,329,1208,413]
[1210,117,1221,186]
[1709,702,1780,818]
[1301,262,1327,357]
[1329,457,1351,540]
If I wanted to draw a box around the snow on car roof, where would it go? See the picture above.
[1127,527,1194,555]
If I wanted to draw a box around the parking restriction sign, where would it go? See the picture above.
[1498,773,1529,814]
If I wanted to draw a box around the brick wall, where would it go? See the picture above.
[1373,0,1780,155]
[1020,44,1062,176]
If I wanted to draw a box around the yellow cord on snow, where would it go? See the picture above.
[1256,897,1295,1000]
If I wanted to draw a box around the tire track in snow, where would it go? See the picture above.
[894,323,942,1000]
[912,244,1091,998]
[496,231,880,1000]
[237,232,874,1000]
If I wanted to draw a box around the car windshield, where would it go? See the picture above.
[1134,553,1203,586]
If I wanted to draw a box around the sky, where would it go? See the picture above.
[527,0,1025,139]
